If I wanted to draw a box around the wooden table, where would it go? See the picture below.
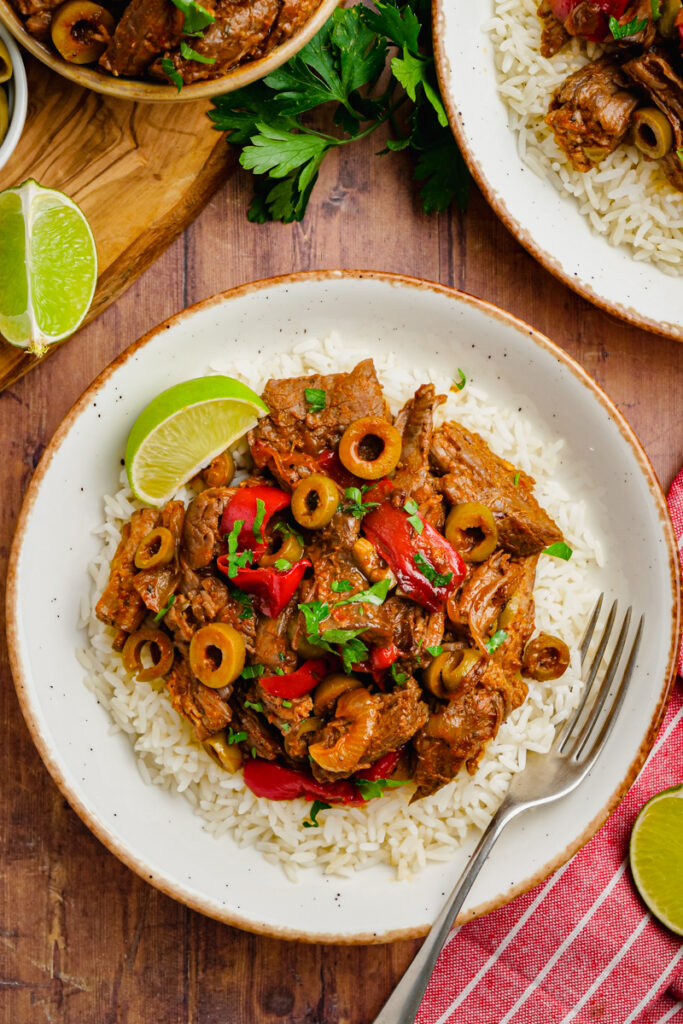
[1,131,681,1024]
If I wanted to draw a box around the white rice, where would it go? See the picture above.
[77,334,603,881]
[486,0,683,273]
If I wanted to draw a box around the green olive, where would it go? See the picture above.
[313,674,362,715]
[134,526,175,569]
[498,591,521,630]
[284,716,323,761]
[633,108,674,161]
[422,649,480,699]
[291,473,339,530]
[338,417,403,480]
[189,623,245,688]
[259,530,303,567]
[0,88,7,145]
[352,537,395,585]
[0,39,11,84]
[122,628,174,681]
[522,634,570,681]
[204,732,243,772]
[657,0,682,35]
[445,502,499,562]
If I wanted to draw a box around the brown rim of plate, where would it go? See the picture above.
[5,270,682,945]
[0,0,338,102]
[431,3,683,345]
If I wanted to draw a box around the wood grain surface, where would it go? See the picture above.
[0,119,682,1024]
[0,56,236,390]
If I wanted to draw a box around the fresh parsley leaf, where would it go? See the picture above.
[273,667,286,675]
[542,542,573,561]
[232,587,254,619]
[331,580,354,592]
[179,40,216,63]
[168,0,214,34]
[224,519,254,578]
[485,630,508,655]
[609,14,647,38]
[334,577,392,607]
[426,644,443,657]
[298,601,369,672]
[343,486,380,519]
[513,472,520,487]
[244,699,264,712]
[227,727,248,745]
[241,122,331,178]
[281,722,291,733]
[160,58,184,93]
[677,147,683,164]
[281,699,293,708]
[304,386,326,412]
[298,599,329,637]
[153,594,176,623]
[355,777,411,801]
[361,0,420,51]
[390,663,407,685]
[451,368,466,392]
[274,558,293,571]
[251,746,257,758]
[413,551,453,588]
[302,799,331,827]
[242,665,265,679]
[404,498,424,535]
[252,498,266,544]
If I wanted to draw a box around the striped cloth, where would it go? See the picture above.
[417,470,683,1024]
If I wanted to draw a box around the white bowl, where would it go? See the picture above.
[6,272,681,942]
[0,21,26,172]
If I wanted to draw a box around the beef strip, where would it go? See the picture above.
[95,507,161,633]
[131,499,185,614]
[253,603,299,672]
[392,384,446,528]
[430,421,563,556]
[614,0,656,47]
[546,57,639,172]
[182,486,236,569]
[563,0,605,39]
[248,359,391,489]
[166,654,231,741]
[14,0,61,16]
[623,50,683,191]
[364,680,429,763]
[100,0,184,76]
[259,0,320,51]
[538,0,569,57]
[496,555,538,674]
[449,550,526,653]
[231,702,283,760]
[257,687,314,731]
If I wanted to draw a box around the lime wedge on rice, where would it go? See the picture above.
[125,375,269,506]
[0,180,97,355]
[629,783,683,936]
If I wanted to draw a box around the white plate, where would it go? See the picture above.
[6,272,680,942]
[433,3,683,342]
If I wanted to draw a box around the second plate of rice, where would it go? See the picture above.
[6,272,679,941]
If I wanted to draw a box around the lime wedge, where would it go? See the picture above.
[125,375,269,506]
[0,179,97,355]
[629,783,683,936]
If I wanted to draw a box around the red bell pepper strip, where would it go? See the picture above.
[243,759,363,805]
[362,503,465,612]
[355,747,404,782]
[676,8,683,47]
[370,643,400,673]
[260,658,328,699]
[219,485,290,557]
[216,557,311,618]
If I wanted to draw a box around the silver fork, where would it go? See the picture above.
[372,595,644,1024]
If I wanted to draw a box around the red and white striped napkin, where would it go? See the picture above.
[417,471,683,1024]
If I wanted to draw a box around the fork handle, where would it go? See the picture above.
[372,799,519,1024]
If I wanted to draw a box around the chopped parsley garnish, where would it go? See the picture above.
[179,40,217,63]
[227,727,248,745]
[304,387,326,413]
[651,0,661,18]
[513,472,520,487]
[253,498,266,544]
[273,521,304,546]
[302,799,331,828]
[677,147,683,164]
[274,558,293,571]
[413,551,453,588]
[232,587,254,619]
[542,542,573,561]
[355,778,411,801]
[160,57,184,92]
[334,577,392,607]
[153,594,176,623]
[485,629,508,655]
[343,486,380,519]
[281,699,293,708]
[251,746,257,759]
[273,667,286,675]
[168,0,214,34]
[224,519,254,578]
[331,580,354,592]
[451,368,467,392]
[426,644,443,657]
[281,722,291,733]
[244,699,264,712]
[608,14,647,38]
[298,600,368,673]
[404,498,424,535]
[390,663,407,685]
[242,665,265,679]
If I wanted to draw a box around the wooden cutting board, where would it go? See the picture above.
[0,55,238,390]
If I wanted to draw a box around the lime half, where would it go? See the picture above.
[630,783,683,936]
[0,179,97,355]
[125,375,269,506]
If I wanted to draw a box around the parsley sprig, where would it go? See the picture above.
[343,485,380,519]
[413,551,452,587]
[355,777,411,800]
[608,14,648,38]
[298,600,369,672]
[209,0,468,223]
[224,520,254,578]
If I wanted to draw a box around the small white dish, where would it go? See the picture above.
[0,21,26,172]
[6,272,680,942]
[433,1,683,342]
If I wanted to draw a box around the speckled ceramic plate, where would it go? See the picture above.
[6,272,680,942]
[433,2,683,342]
